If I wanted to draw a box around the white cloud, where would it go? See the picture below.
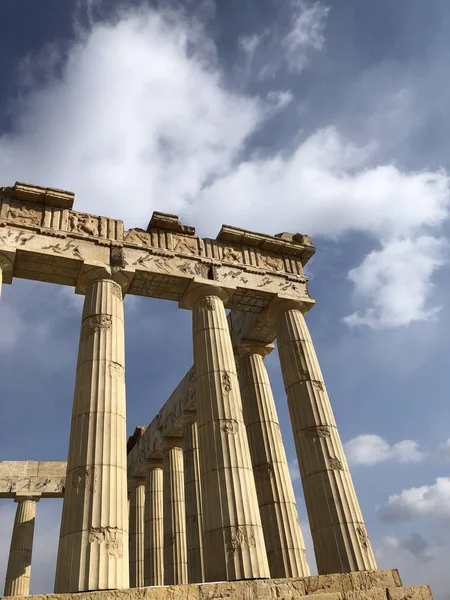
[0,8,263,225]
[345,434,426,466]
[0,5,448,330]
[376,533,435,562]
[194,129,450,328]
[438,439,450,461]
[289,459,301,481]
[378,477,450,522]
[345,236,448,328]
[283,0,329,72]
[239,0,328,79]
[375,534,450,600]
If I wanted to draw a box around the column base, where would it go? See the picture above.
[0,571,432,600]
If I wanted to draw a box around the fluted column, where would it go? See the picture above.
[180,282,270,582]
[144,460,164,586]
[4,495,40,596]
[238,340,309,578]
[273,298,377,574]
[55,271,129,592]
[163,438,188,585]
[182,413,205,583]
[129,483,145,587]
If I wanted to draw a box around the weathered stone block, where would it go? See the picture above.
[0,577,432,600]
[303,570,401,595]
[387,586,433,600]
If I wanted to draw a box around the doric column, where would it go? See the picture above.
[162,438,188,585]
[237,340,310,578]
[4,494,40,597]
[0,248,15,297]
[144,460,164,586]
[55,266,130,592]
[180,282,270,582]
[129,482,145,587]
[272,298,377,574]
[182,413,204,583]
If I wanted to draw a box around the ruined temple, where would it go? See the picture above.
[0,182,432,600]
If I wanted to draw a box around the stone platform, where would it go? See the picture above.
[1,571,432,600]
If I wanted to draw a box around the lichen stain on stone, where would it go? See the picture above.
[304,425,331,439]
[109,361,124,378]
[312,380,325,392]
[328,456,343,471]
[227,525,257,554]
[89,526,123,558]
[220,418,239,435]
[222,372,232,394]
[71,466,97,493]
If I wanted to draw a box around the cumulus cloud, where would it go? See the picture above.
[376,533,434,562]
[0,3,448,330]
[344,434,426,466]
[378,477,450,522]
[401,532,433,561]
[375,533,450,600]
[438,438,450,461]
[344,237,448,328]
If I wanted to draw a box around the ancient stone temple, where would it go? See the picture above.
[0,182,432,600]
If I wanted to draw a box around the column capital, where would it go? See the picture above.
[0,246,16,285]
[75,261,134,295]
[144,458,163,470]
[179,279,235,310]
[267,294,315,320]
[237,339,275,359]
[180,410,197,428]
[14,493,41,503]
[128,477,146,491]
[161,436,183,453]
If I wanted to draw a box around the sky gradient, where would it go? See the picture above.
[0,1,449,598]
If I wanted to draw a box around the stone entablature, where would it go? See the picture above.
[0,182,313,311]
[0,461,66,498]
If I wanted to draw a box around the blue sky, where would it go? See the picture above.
[1,0,450,597]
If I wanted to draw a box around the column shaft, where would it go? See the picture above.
[276,305,377,574]
[4,498,38,596]
[129,484,145,587]
[55,278,129,592]
[190,288,270,581]
[144,463,164,586]
[163,442,188,585]
[238,344,309,578]
[183,418,205,583]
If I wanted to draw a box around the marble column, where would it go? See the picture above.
[273,298,377,574]
[129,483,145,588]
[182,413,204,583]
[180,283,270,582]
[238,340,310,578]
[55,272,129,592]
[163,438,188,585]
[4,494,40,597]
[144,461,164,586]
